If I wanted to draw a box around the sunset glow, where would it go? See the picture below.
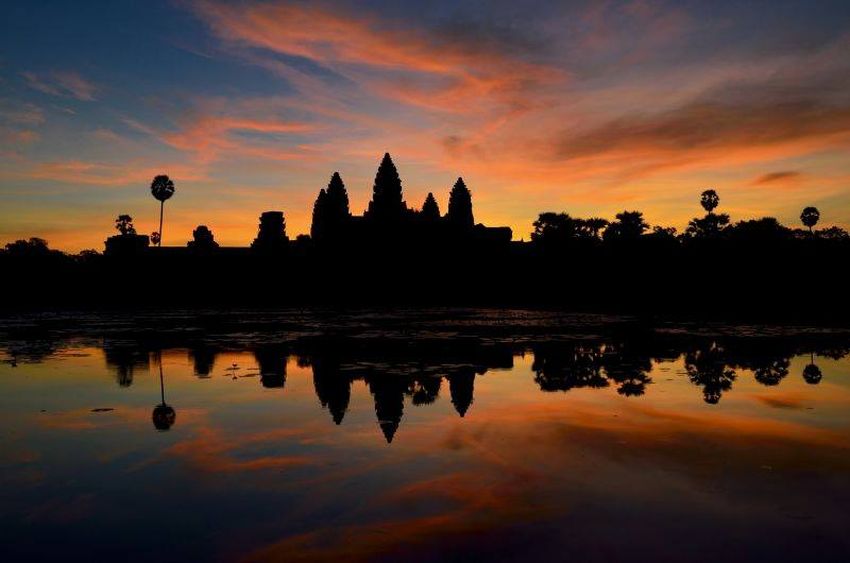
[2,1,849,251]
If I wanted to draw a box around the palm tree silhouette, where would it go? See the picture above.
[584,217,609,239]
[150,175,175,247]
[152,354,176,431]
[802,352,822,385]
[700,189,719,214]
[800,206,820,235]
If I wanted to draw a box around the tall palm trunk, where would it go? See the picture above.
[158,200,164,247]
[159,360,166,405]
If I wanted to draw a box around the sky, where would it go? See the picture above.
[1,0,849,251]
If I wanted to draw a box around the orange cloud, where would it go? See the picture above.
[193,0,562,115]
[21,160,207,186]
[161,113,320,164]
[163,426,315,473]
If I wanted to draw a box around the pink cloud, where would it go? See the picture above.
[192,0,563,116]
[22,70,97,101]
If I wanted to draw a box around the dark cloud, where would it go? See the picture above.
[752,171,801,185]
[552,50,850,161]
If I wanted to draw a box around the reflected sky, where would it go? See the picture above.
[1,315,849,562]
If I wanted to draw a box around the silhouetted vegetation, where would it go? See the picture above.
[1,153,848,318]
[150,175,175,247]
[152,355,176,431]
[801,206,820,234]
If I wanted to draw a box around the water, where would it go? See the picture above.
[1,310,849,562]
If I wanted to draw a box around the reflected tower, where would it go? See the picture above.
[255,345,288,389]
[311,356,351,425]
[367,374,407,443]
[447,369,475,417]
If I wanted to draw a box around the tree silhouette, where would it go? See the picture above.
[602,343,653,397]
[800,206,820,235]
[447,177,474,228]
[685,344,736,404]
[700,189,719,214]
[150,175,175,247]
[408,375,441,405]
[4,237,51,257]
[685,212,730,239]
[152,355,176,431]
[752,357,790,386]
[115,214,136,235]
[686,189,730,239]
[581,217,609,240]
[728,218,789,243]
[815,226,848,240]
[421,192,440,220]
[532,344,607,392]
[366,153,406,221]
[603,211,648,241]
[802,352,822,385]
[532,212,577,246]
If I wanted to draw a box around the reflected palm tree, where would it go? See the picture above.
[685,343,736,404]
[602,342,653,397]
[803,352,823,385]
[753,358,790,386]
[407,375,441,406]
[532,344,607,392]
[152,355,176,431]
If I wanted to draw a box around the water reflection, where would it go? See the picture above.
[38,331,843,440]
[151,355,175,431]
[2,315,850,562]
[803,352,822,384]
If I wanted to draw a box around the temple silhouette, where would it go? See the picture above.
[2,152,849,317]
[104,152,511,259]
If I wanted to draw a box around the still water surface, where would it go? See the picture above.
[1,310,849,562]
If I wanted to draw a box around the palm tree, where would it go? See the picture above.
[802,352,822,385]
[800,206,820,235]
[700,189,719,214]
[150,175,175,247]
[152,354,176,431]
[584,217,609,239]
